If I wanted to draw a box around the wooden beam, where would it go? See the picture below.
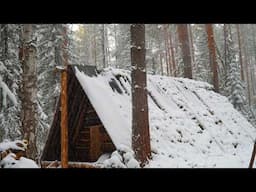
[46,160,59,168]
[87,124,103,129]
[71,95,87,144]
[41,161,98,168]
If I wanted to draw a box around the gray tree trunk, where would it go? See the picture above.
[102,24,106,68]
[20,24,38,160]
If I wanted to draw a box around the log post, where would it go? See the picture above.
[55,65,69,168]
[60,68,68,168]
[59,25,69,168]
[249,140,256,168]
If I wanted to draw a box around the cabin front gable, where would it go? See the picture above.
[41,65,115,165]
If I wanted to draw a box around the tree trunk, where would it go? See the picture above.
[251,25,256,95]
[250,64,256,96]
[87,25,93,66]
[188,24,195,68]
[223,24,228,75]
[105,27,110,67]
[130,24,151,167]
[177,24,193,79]
[160,53,163,75]
[152,57,156,75]
[163,24,172,76]
[241,25,252,105]
[20,24,38,160]
[236,24,245,81]
[163,25,170,76]
[205,24,219,93]
[169,25,177,77]
[114,24,118,68]
[102,24,106,68]
[93,25,97,66]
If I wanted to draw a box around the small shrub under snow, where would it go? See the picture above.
[103,145,140,168]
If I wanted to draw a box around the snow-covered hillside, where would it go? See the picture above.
[76,67,256,168]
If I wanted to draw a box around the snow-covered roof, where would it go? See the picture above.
[75,66,256,168]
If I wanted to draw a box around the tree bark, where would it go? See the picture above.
[177,24,193,79]
[160,53,163,75]
[20,24,38,159]
[223,24,228,75]
[131,24,151,167]
[102,24,106,68]
[114,24,118,68]
[236,24,245,81]
[163,25,170,76]
[250,25,256,95]
[241,25,252,105]
[93,25,97,66]
[169,25,177,77]
[205,24,219,93]
[188,24,195,68]
[152,57,156,75]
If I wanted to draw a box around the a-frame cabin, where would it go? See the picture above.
[40,65,115,167]
[40,64,256,168]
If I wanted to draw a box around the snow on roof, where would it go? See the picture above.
[75,66,256,168]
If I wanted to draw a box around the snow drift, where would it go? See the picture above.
[0,140,38,168]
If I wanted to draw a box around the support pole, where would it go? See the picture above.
[249,140,256,168]
[60,68,68,168]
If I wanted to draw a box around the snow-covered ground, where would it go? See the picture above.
[0,140,38,168]
[76,67,256,168]
[0,153,38,168]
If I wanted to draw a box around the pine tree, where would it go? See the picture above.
[193,24,210,82]
[224,26,256,126]
[36,24,77,154]
[115,24,131,69]
[0,24,21,141]
[145,24,165,75]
